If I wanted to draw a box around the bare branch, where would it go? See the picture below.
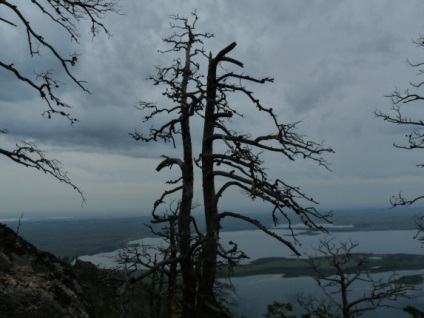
[301,238,417,318]
[376,31,424,211]
[0,142,84,202]
[0,15,17,26]
[219,211,301,256]
[1,0,120,120]
[1,0,119,200]
[116,256,182,296]
[156,156,185,172]
[151,186,183,219]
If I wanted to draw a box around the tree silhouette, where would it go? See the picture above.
[0,0,120,198]
[130,13,333,318]
[299,238,416,318]
[375,32,424,242]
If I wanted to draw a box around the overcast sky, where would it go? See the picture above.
[2,0,424,217]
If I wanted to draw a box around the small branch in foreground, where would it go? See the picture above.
[0,142,85,203]
[219,211,301,256]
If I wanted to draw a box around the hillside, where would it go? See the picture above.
[0,223,90,317]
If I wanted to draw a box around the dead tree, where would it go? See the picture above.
[375,32,424,241]
[299,238,417,318]
[196,41,333,317]
[0,0,120,197]
[130,13,210,317]
[131,13,333,318]
[115,215,180,318]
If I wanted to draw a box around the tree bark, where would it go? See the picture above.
[178,32,197,318]
[197,43,238,317]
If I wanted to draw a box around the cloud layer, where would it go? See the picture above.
[2,0,424,214]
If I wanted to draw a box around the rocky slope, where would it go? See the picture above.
[0,223,91,318]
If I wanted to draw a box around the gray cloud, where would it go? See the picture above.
[2,0,424,213]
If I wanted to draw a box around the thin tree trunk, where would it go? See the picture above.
[168,219,179,317]
[341,275,349,318]
[196,43,236,318]
[178,32,197,318]
[197,55,220,317]
[197,44,237,317]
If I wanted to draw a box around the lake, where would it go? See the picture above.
[79,228,423,265]
[229,269,424,317]
[79,228,424,317]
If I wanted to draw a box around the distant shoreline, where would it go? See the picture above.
[228,253,424,279]
[2,207,422,258]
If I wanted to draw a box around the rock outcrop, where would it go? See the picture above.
[0,223,90,318]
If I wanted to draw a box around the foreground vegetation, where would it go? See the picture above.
[76,252,424,318]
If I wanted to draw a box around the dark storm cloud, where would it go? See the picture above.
[0,100,156,155]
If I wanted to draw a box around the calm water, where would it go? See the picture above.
[80,229,423,266]
[79,229,424,317]
[230,270,424,318]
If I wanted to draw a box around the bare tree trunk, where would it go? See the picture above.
[197,43,238,317]
[168,218,179,318]
[178,32,197,318]
[197,60,219,317]
[340,276,349,318]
